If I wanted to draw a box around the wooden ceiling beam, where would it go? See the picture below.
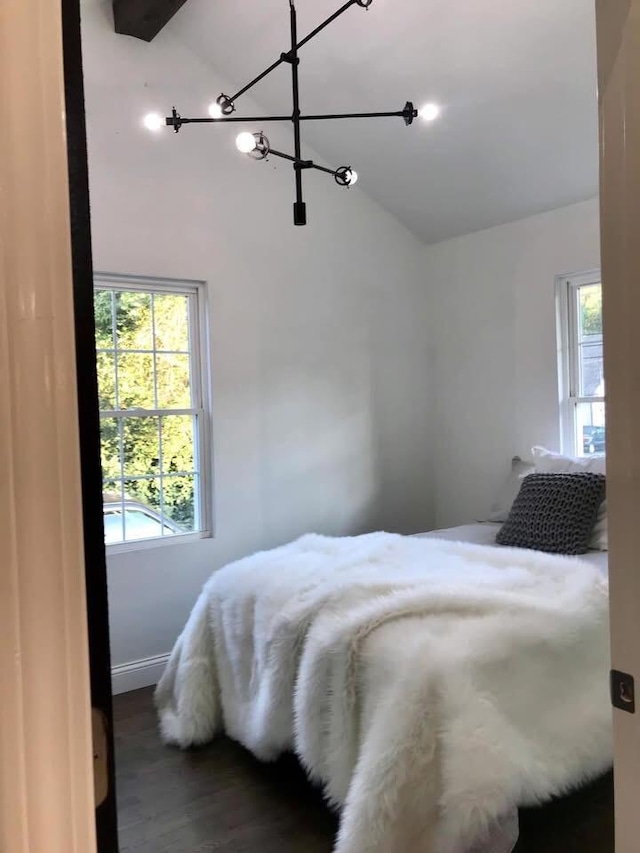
[113,0,190,42]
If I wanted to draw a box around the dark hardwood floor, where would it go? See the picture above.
[114,687,613,853]
[114,687,337,852]
[513,770,614,853]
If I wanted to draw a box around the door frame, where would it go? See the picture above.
[597,2,640,852]
[2,1,639,851]
[62,0,119,846]
[0,0,98,850]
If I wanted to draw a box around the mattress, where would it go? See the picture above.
[417,521,609,576]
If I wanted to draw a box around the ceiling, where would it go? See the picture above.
[168,0,599,244]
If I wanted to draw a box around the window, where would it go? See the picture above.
[94,274,210,548]
[557,271,605,457]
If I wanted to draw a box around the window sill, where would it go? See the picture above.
[106,530,211,556]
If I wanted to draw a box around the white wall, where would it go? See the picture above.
[425,198,601,528]
[81,0,433,681]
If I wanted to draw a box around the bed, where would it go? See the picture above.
[419,521,609,577]
[156,515,612,853]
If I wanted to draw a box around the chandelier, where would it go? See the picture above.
[146,0,438,226]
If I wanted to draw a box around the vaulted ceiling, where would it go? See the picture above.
[166,0,598,244]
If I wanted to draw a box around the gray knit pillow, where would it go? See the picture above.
[496,473,606,555]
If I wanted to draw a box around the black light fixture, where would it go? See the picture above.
[150,0,425,226]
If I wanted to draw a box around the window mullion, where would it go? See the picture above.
[572,397,605,405]
[567,284,580,400]
[187,292,200,408]
[187,292,203,529]
[110,291,126,539]
[150,293,165,533]
[100,407,199,418]
[94,274,199,296]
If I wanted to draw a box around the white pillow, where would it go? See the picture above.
[531,446,607,550]
[487,457,535,523]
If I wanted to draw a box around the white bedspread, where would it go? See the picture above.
[418,522,609,576]
[155,532,612,853]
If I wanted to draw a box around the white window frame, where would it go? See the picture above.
[556,269,605,456]
[95,272,213,553]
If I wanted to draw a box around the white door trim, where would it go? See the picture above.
[597,3,640,852]
[0,0,96,850]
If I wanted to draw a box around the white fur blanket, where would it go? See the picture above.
[155,533,612,853]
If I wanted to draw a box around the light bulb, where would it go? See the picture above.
[143,112,164,132]
[335,166,359,188]
[419,103,441,122]
[208,102,223,119]
[236,132,258,154]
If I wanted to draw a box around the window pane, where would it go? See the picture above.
[123,476,161,511]
[94,289,114,350]
[122,477,164,541]
[102,480,124,544]
[100,418,121,480]
[163,474,196,532]
[577,284,604,398]
[161,415,195,474]
[122,417,160,476]
[154,293,190,352]
[578,284,602,337]
[578,340,604,398]
[116,290,153,350]
[102,478,121,498]
[575,401,606,457]
[117,353,154,409]
[96,351,116,410]
[155,353,192,408]
[104,510,125,544]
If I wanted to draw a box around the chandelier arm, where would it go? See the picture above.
[269,148,338,178]
[301,109,415,121]
[290,0,305,225]
[166,115,293,127]
[304,162,340,178]
[268,149,300,164]
[165,107,416,128]
[295,0,358,52]
[227,59,287,106]
[227,0,358,107]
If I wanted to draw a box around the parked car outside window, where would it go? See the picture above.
[102,493,183,544]
[582,425,606,455]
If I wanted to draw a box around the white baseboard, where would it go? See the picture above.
[111,652,170,695]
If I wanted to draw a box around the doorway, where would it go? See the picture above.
[2,1,638,852]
